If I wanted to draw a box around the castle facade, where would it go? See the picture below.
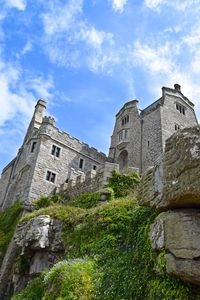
[0,84,198,209]
[109,84,198,173]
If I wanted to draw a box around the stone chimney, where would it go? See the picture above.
[174,83,181,92]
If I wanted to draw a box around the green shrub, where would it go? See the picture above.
[70,192,101,209]
[15,275,45,300]
[43,259,96,300]
[33,194,65,208]
[0,200,23,265]
[107,170,140,197]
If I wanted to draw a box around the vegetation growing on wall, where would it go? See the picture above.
[14,191,199,300]
[0,200,23,265]
[107,170,140,197]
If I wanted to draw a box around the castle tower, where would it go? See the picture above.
[109,84,198,173]
[109,100,141,173]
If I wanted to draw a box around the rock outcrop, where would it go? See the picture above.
[139,125,200,285]
[0,215,64,299]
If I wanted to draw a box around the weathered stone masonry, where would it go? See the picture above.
[0,83,198,210]
[109,84,198,173]
[0,100,107,210]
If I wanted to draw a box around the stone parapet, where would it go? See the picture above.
[58,162,119,199]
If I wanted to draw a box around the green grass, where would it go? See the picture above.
[15,194,199,299]
[0,200,23,265]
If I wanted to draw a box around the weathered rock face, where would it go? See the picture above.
[150,210,200,284]
[139,126,200,285]
[139,126,200,210]
[0,215,64,298]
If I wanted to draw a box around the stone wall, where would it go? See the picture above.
[57,162,119,198]
[139,125,200,285]
[108,84,198,174]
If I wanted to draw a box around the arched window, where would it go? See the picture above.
[118,150,128,173]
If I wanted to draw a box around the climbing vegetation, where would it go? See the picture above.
[0,200,23,265]
[107,170,140,197]
[15,192,198,300]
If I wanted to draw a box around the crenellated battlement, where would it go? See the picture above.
[57,162,119,199]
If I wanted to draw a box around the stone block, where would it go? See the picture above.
[150,210,200,259]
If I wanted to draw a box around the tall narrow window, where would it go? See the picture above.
[51,145,61,158]
[93,165,97,170]
[46,171,56,183]
[79,158,84,169]
[176,103,186,115]
[31,142,37,153]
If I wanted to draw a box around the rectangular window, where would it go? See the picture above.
[175,124,180,131]
[31,142,37,153]
[46,171,56,183]
[51,145,61,158]
[79,158,84,169]
[121,115,129,126]
[93,165,97,170]
[176,103,186,115]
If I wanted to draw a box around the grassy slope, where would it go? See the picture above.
[14,194,200,300]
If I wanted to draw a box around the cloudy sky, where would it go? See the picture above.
[0,0,200,172]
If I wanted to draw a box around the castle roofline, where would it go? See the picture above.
[162,85,195,108]
[116,100,139,117]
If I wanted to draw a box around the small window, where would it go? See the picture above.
[175,124,180,131]
[124,129,129,139]
[46,171,56,183]
[176,103,186,115]
[31,142,37,153]
[65,178,69,183]
[121,115,129,126]
[51,145,61,158]
[148,141,150,147]
[79,158,84,169]
[93,165,97,170]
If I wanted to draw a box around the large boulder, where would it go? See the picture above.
[139,126,200,210]
[150,210,200,284]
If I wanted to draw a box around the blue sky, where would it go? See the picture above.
[0,0,200,173]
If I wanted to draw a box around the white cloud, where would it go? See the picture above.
[81,27,114,49]
[144,0,165,9]
[132,41,174,73]
[21,41,32,55]
[0,58,55,128]
[4,0,26,10]
[42,0,83,35]
[145,0,200,11]
[111,0,127,13]
[41,0,118,73]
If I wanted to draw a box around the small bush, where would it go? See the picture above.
[33,194,65,208]
[107,170,140,197]
[70,192,101,209]
[43,259,96,300]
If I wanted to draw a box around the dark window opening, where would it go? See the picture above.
[46,171,56,183]
[121,115,129,126]
[51,145,61,157]
[65,178,69,183]
[31,142,37,153]
[175,124,180,131]
[79,158,84,169]
[176,103,186,115]
[93,165,97,170]
[148,141,150,147]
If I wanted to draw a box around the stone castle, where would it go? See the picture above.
[0,83,198,210]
